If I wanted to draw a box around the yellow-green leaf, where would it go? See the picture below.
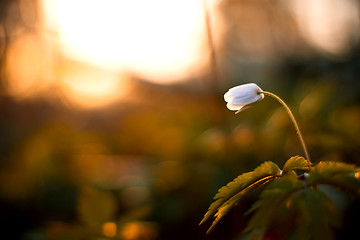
[205,175,274,234]
[200,161,281,232]
[283,155,311,173]
[244,175,303,237]
[308,161,360,185]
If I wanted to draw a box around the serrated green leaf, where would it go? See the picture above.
[313,173,360,195]
[245,171,298,215]
[308,161,360,185]
[213,161,280,201]
[283,155,311,172]
[294,189,341,240]
[200,161,281,231]
[206,175,274,234]
[244,175,303,238]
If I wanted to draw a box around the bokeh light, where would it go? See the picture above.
[286,0,360,55]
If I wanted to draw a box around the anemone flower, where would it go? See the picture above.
[224,83,264,113]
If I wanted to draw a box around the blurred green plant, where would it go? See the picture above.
[200,84,360,239]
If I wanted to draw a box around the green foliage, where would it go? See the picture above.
[199,161,281,233]
[283,155,311,173]
[200,157,360,238]
[293,189,341,240]
[244,174,303,239]
[307,161,360,185]
[245,179,342,240]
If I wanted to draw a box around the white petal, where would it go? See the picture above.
[226,103,243,111]
[224,83,264,113]
[224,83,263,106]
[231,94,260,105]
[228,83,260,96]
[224,89,235,102]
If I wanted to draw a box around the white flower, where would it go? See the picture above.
[224,83,264,113]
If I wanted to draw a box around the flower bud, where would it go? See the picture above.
[224,83,264,113]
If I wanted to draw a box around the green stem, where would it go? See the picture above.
[260,91,312,168]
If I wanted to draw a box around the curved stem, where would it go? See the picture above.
[260,91,312,168]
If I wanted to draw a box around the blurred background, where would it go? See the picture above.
[0,0,360,239]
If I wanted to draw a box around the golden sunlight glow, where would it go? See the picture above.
[41,0,207,83]
[5,34,43,98]
[58,61,130,108]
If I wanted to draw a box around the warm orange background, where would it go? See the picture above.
[0,0,359,239]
